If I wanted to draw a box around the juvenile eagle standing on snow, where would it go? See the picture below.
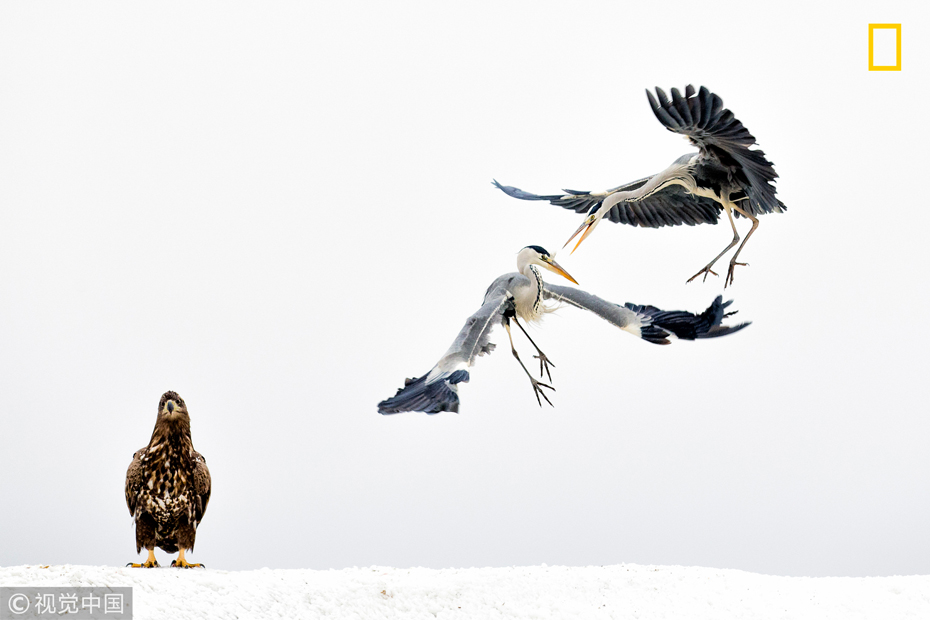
[125,391,211,568]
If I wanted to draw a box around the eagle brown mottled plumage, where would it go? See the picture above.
[125,391,211,568]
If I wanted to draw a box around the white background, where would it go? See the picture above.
[0,1,927,577]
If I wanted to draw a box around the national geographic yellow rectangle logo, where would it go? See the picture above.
[869,24,901,71]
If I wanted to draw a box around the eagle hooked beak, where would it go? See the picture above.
[166,400,176,414]
[563,215,598,255]
[541,257,579,285]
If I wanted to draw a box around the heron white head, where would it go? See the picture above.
[517,245,578,284]
[563,204,604,254]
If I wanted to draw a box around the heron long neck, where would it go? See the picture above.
[523,264,544,315]
[601,160,696,214]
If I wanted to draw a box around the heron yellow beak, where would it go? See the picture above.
[563,217,596,255]
[542,258,578,285]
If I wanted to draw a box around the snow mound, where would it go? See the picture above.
[2,564,929,619]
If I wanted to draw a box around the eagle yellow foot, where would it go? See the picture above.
[170,550,204,568]
[127,550,159,568]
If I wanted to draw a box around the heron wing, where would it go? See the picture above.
[646,85,784,216]
[543,284,750,344]
[378,275,525,415]
[493,175,721,228]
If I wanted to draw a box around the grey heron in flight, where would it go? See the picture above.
[378,245,749,414]
[494,85,785,287]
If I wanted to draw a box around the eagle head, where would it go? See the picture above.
[158,391,188,421]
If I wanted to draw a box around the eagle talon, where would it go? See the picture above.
[171,554,204,568]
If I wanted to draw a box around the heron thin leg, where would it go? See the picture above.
[504,319,554,407]
[687,201,740,284]
[512,316,554,382]
[725,204,760,287]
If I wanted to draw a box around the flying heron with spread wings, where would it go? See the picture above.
[494,85,785,287]
[378,245,749,414]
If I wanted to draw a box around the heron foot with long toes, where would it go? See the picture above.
[725,261,748,288]
[512,314,555,382]
[724,204,759,288]
[687,266,719,284]
[688,199,744,286]
[505,319,555,408]
[529,376,555,407]
[533,353,555,383]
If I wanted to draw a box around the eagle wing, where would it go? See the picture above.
[124,447,147,517]
[192,450,211,524]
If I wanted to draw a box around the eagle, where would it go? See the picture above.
[125,391,211,568]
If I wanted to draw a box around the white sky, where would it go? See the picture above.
[0,1,927,577]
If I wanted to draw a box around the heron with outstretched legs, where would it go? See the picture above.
[494,85,785,287]
[378,246,749,414]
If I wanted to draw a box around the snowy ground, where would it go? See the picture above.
[2,564,929,619]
